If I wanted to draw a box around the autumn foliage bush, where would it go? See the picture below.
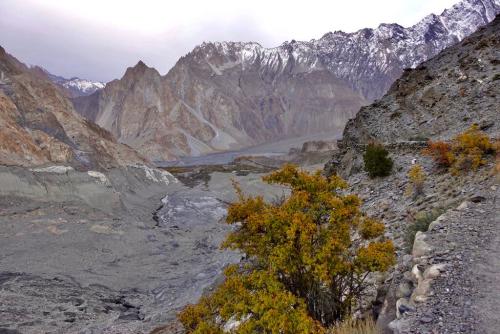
[179,165,395,333]
[449,124,494,173]
[406,164,426,197]
[422,141,452,168]
[423,125,495,174]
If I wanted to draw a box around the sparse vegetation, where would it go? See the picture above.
[423,125,495,174]
[405,208,446,252]
[390,112,401,119]
[406,164,426,197]
[329,317,380,334]
[179,164,395,333]
[363,143,393,178]
[474,39,489,50]
[422,141,453,168]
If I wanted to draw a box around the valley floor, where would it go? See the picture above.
[0,159,292,333]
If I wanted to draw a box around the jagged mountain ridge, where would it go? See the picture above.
[73,0,500,161]
[0,46,144,169]
[189,0,499,100]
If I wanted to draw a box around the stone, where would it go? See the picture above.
[396,298,415,318]
[412,232,432,258]
[420,316,433,323]
[389,318,412,334]
[457,201,470,211]
[411,265,423,284]
[423,264,447,280]
[470,193,486,203]
[478,119,494,130]
[411,279,432,303]
[397,281,413,299]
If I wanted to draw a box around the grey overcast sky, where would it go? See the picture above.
[0,0,459,82]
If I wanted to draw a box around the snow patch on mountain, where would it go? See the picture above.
[61,78,105,95]
[29,65,105,97]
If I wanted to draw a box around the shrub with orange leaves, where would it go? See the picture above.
[423,125,495,174]
[179,165,395,333]
[422,141,452,168]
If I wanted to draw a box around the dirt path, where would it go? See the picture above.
[396,183,500,333]
[475,186,500,333]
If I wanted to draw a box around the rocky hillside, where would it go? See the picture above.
[324,14,500,333]
[0,46,145,170]
[73,0,499,161]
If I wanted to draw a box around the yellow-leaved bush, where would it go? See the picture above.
[424,125,495,174]
[179,164,396,333]
[449,124,494,174]
[406,164,426,197]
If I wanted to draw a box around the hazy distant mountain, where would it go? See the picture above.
[73,0,500,161]
[30,66,105,97]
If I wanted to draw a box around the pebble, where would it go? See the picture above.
[420,316,433,323]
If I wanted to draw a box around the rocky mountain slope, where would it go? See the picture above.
[73,0,499,161]
[73,51,365,161]
[0,46,144,170]
[324,14,500,333]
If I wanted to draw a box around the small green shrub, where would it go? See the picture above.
[390,112,401,119]
[363,143,393,178]
[492,73,500,81]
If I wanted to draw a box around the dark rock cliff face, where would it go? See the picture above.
[341,14,500,146]
[73,0,500,161]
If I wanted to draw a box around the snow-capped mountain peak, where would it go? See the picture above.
[29,65,105,97]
